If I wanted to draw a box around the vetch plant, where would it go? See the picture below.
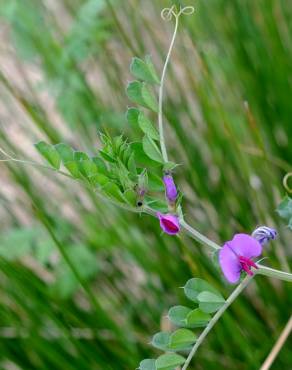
[1,4,292,370]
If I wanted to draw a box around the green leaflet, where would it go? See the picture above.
[126,108,159,140]
[183,278,221,303]
[168,305,192,327]
[130,56,160,84]
[185,308,211,328]
[168,328,197,350]
[197,291,225,314]
[54,143,74,163]
[139,359,156,370]
[127,81,158,112]
[142,135,164,163]
[35,141,61,169]
[151,332,171,351]
[155,353,185,370]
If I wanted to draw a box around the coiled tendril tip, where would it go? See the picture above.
[161,5,195,21]
[283,172,292,193]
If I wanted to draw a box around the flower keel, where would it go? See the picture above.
[238,256,258,276]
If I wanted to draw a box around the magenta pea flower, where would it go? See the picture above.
[157,212,180,235]
[163,175,177,203]
[219,234,262,284]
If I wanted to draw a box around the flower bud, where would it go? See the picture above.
[163,175,177,203]
[157,212,180,235]
[251,226,277,246]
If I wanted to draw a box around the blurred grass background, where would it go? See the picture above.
[0,0,291,369]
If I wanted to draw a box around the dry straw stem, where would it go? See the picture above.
[260,315,292,370]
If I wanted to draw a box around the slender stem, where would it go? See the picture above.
[158,13,180,163]
[182,276,253,370]
[180,219,221,251]
[260,315,292,370]
[257,265,292,282]
[143,206,220,250]
[0,157,72,178]
[0,146,73,178]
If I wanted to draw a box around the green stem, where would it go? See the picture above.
[143,206,220,250]
[182,276,253,370]
[180,218,221,251]
[0,157,72,178]
[257,265,292,282]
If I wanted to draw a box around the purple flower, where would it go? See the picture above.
[251,226,277,245]
[219,234,262,284]
[157,212,180,235]
[163,175,177,203]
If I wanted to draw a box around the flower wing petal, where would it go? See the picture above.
[219,243,241,284]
